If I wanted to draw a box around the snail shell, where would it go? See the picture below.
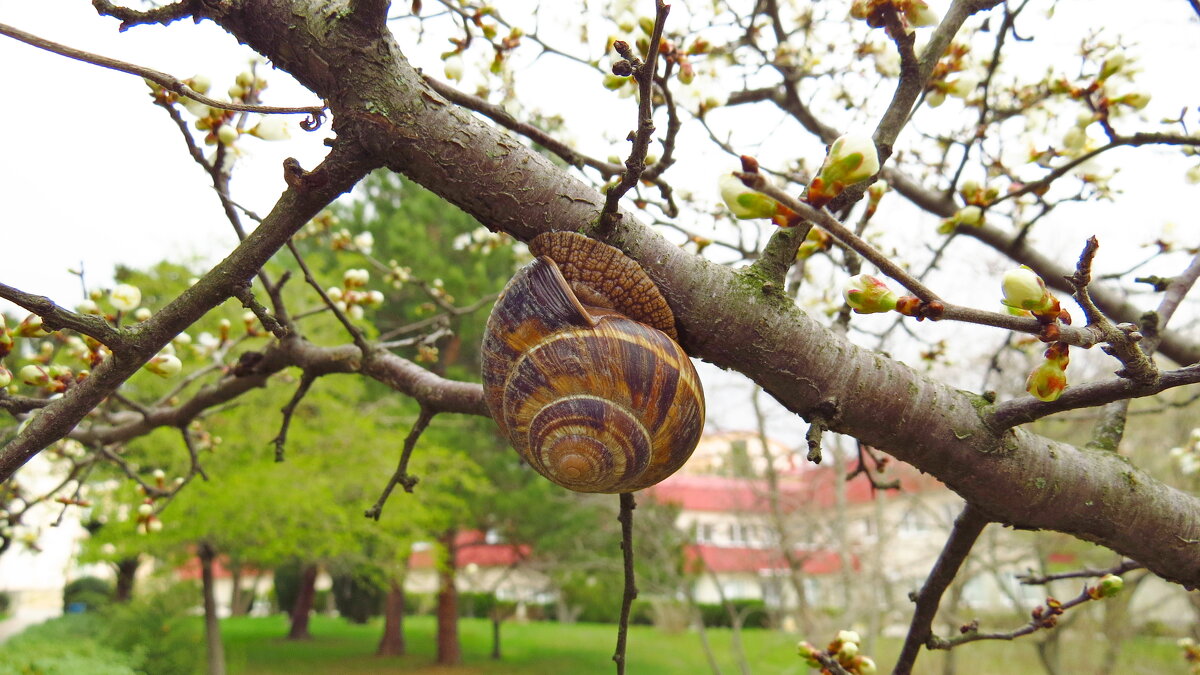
[481,232,705,493]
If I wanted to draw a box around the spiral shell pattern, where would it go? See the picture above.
[482,239,705,493]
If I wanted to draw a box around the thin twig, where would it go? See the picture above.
[272,373,316,462]
[613,492,638,675]
[0,22,327,125]
[287,240,371,352]
[599,1,671,234]
[365,407,434,519]
[1017,559,1142,585]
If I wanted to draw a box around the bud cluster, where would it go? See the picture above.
[327,268,386,321]
[797,630,877,674]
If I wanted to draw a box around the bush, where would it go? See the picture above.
[101,586,204,675]
[0,614,136,675]
[331,566,385,623]
[273,559,303,614]
[0,590,10,616]
[458,591,497,619]
[62,576,113,613]
[404,592,435,616]
[695,599,770,629]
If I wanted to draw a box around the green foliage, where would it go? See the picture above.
[694,600,770,629]
[0,590,10,615]
[0,590,202,675]
[273,559,305,615]
[62,576,113,613]
[100,585,205,675]
[331,564,386,623]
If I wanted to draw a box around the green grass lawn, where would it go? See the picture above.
[222,614,1188,674]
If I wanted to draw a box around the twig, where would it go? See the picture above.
[846,442,902,492]
[235,284,289,340]
[1066,237,1157,385]
[928,580,1114,650]
[1017,559,1142,585]
[365,407,434,519]
[179,426,210,482]
[0,282,126,352]
[613,491,638,675]
[272,373,316,462]
[598,1,671,234]
[91,0,197,30]
[0,22,327,126]
[893,503,990,675]
[287,240,371,353]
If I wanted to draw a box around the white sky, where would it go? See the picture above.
[0,0,1198,444]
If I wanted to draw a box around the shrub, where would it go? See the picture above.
[101,585,204,675]
[331,565,385,623]
[0,590,10,616]
[695,599,770,629]
[272,559,303,614]
[62,576,113,613]
[0,614,137,675]
[457,591,497,619]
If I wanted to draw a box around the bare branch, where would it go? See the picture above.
[893,504,990,675]
[272,373,316,462]
[0,22,327,124]
[613,492,638,675]
[365,406,434,519]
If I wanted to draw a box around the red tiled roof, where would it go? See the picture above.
[410,530,531,570]
[685,544,856,575]
[646,462,941,514]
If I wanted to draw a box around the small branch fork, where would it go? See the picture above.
[272,372,316,462]
[1066,237,1157,385]
[893,503,990,675]
[365,406,434,520]
[613,492,638,675]
[0,22,327,127]
[846,442,901,492]
[599,0,671,234]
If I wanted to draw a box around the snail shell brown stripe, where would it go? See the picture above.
[481,232,705,493]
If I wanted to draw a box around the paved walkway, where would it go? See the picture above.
[0,607,60,644]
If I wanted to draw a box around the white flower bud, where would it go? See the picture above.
[110,284,142,312]
[144,353,183,378]
[217,124,239,146]
[444,54,465,82]
[133,307,153,322]
[137,503,154,517]
[249,116,290,141]
[354,231,375,255]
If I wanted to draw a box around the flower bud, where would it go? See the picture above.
[0,366,12,388]
[855,656,878,675]
[444,54,465,82]
[137,502,154,517]
[189,74,212,95]
[133,308,153,322]
[836,630,861,645]
[837,640,859,660]
[1099,53,1126,80]
[718,174,780,219]
[16,314,51,338]
[249,116,290,141]
[844,275,899,314]
[217,124,239,146]
[954,205,983,226]
[807,135,880,207]
[904,0,939,26]
[796,641,821,668]
[1025,357,1068,402]
[148,518,163,532]
[144,353,183,378]
[1094,573,1124,598]
[347,304,365,321]
[946,74,978,99]
[110,284,143,312]
[1001,267,1055,313]
[76,300,101,315]
[1115,92,1150,110]
[19,364,50,387]
[354,231,375,255]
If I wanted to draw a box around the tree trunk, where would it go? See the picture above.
[228,559,247,617]
[376,578,406,656]
[490,614,501,660]
[197,542,227,675]
[114,556,139,603]
[436,529,462,665]
[287,563,319,640]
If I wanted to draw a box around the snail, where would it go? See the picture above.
[481,231,705,493]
